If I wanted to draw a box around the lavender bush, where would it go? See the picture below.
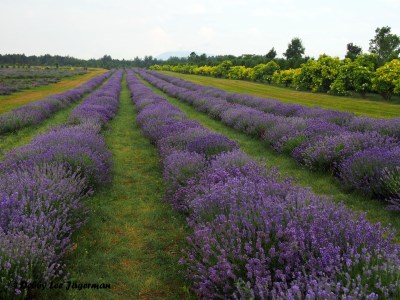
[0,70,121,298]
[163,150,207,195]
[158,127,211,158]
[127,69,400,299]
[340,147,400,208]
[298,131,396,172]
[145,70,400,139]
[0,70,113,134]
[0,67,87,95]
[137,69,400,208]
[69,70,122,127]
[187,133,239,158]
[1,125,112,186]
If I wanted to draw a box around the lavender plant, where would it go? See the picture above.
[127,69,400,299]
[340,147,400,207]
[0,70,121,298]
[137,69,400,208]
[0,71,113,134]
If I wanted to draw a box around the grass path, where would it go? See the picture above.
[0,68,107,114]
[140,77,400,242]
[46,74,190,299]
[158,71,400,119]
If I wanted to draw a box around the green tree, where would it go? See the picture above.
[227,66,253,80]
[345,43,362,60]
[265,47,277,60]
[100,54,113,68]
[214,60,233,78]
[330,58,374,97]
[297,55,342,93]
[272,68,301,87]
[188,52,199,64]
[372,59,400,100]
[283,37,305,60]
[252,61,280,83]
[369,26,400,64]
[354,53,380,70]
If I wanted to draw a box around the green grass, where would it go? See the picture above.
[140,77,400,242]
[158,71,400,119]
[0,68,107,114]
[42,73,191,300]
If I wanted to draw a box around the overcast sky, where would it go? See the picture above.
[1,0,399,60]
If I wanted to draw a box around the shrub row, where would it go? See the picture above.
[127,69,400,299]
[138,70,400,209]
[0,70,122,298]
[150,56,400,100]
[0,70,113,135]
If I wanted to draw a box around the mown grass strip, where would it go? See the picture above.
[44,73,191,300]
[0,68,107,114]
[140,77,400,242]
[158,71,400,119]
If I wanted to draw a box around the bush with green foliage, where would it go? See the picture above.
[251,61,280,83]
[372,59,400,100]
[330,56,374,97]
[227,65,253,80]
[272,68,301,87]
[153,52,399,100]
[213,60,233,78]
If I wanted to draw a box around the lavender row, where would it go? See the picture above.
[0,70,122,298]
[137,69,400,209]
[0,70,113,135]
[69,70,123,127]
[127,70,399,299]
[146,70,400,140]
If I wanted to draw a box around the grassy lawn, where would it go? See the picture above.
[158,71,400,119]
[140,77,400,243]
[0,68,107,114]
[44,74,191,299]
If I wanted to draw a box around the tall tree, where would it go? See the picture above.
[283,38,305,60]
[265,47,277,60]
[345,43,362,60]
[188,51,199,64]
[369,26,400,64]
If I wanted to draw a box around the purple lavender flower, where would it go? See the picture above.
[339,146,400,202]
[0,70,120,297]
[298,131,397,172]
[0,70,113,134]
[187,133,239,158]
[128,69,400,299]
[69,70,122,127]
[163,150,207,195]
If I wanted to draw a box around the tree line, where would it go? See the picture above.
[0,54,162,69]
[150,26,400,100]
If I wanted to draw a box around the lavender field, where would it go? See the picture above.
[0,68,399,299]
[138,70,400,211]
[0,67,87,95]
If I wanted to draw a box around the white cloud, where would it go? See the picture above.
[149,27,174,53]
[185,3,207,14]
[198,26,216,41]
[0,0,398,59]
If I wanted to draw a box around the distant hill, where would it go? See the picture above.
[156,51,192,60]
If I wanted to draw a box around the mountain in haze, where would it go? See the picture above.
[156,51,192,60]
